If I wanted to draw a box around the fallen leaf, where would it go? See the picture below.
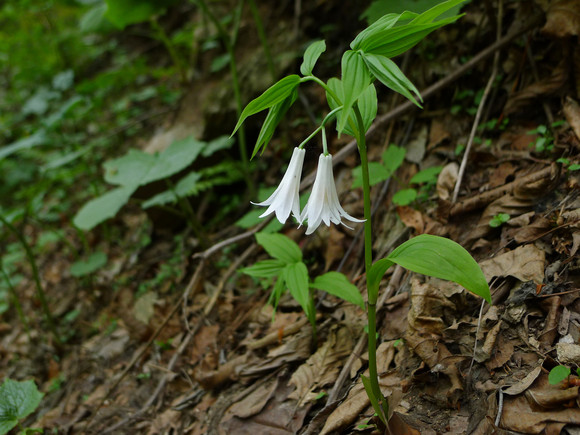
[563,96,580,143]
[288,326,353,406]
[436,162,458,201]
[133,292,157,324]
[542,0,580,38]
[480,244,546,284]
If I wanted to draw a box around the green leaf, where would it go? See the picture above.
[0,379,43,435]
[232,75,301,135]
[201,136,235,158]
[104,136,205,187]
[269,273,287,313]
[142,172,202,209]
[569,164,580,171]
[361,375,387,425]
[300,40,326,76]
[351,12,416,50]
[70,251,108,277]
[337,51,372,135]
[387,234,491,303]
[382,145,406,175]
[361,0,463,24]
[326,80,376,137]
[255,233,302,264]
[362,53,422,107]
[411,0,466,24]
[356,17,460,58]
[311,272,364,309]
[548,365,571,385]
[73,185,137,231]
[252,89,298,159]
[241,259,286,278]
[105,0,178,29]
[367,258,394,304]
[392,188,417,205]
[352,162,391,189]
[284,262,312,319]
[410,166,442,184]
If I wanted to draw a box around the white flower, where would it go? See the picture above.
[300,153,365,235]
[252,147,305,224]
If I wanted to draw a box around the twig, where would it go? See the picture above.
[469,299,486,374]
[452,0,503,203]
[495,388,504,427]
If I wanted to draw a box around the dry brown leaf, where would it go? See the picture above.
[501,375,580,433]
[324,226,345,272]
[428,118,451,149]
[503,364,543,395]
[436,162,458,201]
[479,244,546,284]
[190,324,219,365]
[219,377,309,435]
[563,96,580,143]
[542,0,580,38]
[319,371,402,435]
[288,326,353,406]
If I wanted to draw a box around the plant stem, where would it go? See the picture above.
[150,17,188,84]
[247,0,276,80]
[195,0,255,198]
[0,214,61,344]
[354,105,387,419]
[0,264,31,337]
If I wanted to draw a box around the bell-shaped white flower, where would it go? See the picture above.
[300,153,365,235]
[252,147,305,224]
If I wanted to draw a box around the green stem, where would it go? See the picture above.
[150,17,188,84]
[0,214,60,344]
[0,264,31,337]
[247,0,277,80]
[301,76,340,103]
[297,106,342,149]
[196,0,255,198]
[353,105,387,420]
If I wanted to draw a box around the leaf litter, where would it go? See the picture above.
[3,1,580,434]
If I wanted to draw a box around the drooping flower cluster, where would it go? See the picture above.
[254,147,364,234]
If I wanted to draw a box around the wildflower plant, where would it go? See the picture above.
[235,0,491,426]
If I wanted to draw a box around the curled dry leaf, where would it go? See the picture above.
[479,244,546,284]
[541,0,580,38]
[436,162,458,201]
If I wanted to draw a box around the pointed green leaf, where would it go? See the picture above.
[367,258,394,304]
[300,40,326,76]
[269,273,287,314]
[387,234,491,303]
[326,80,376,137]
[361,375,387,425]
[232,75,301,135]
[70,251,108,277]
[255,233,302,264]
[392,188,417,206]
[73,185,137,231]
[351,12,417,50]
[311,271,364,309]
[362,53,422,107]
[337,51,371,135]
[142,136,205,184]
[241,259,286,278]
[410,0,466,24]
[284,262,312,319]
[252,89,298,159]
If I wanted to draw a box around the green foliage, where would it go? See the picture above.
[0,379,43,435]
[104,0,179,29]
[70,252,108,277]
[326,80,377,137]
[548,365,571,385]
[368,234,491,304]
[300,40,327,76]
[362,0,465,24]
[527,121,564,153]
[489,213,510,228]
[73,136,238,231]
[241,233,363,327]
[352,145,406,188]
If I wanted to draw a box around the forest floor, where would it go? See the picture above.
[2,1,580,434]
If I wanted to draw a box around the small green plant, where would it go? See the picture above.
[392,165,442,206]
[548,365,580,385]
[234,0,490,426]
[0,379,43,435]
[241,233,363,340]
[489,213,510,228]
[527,120,564,153]
[73,135,239,235]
